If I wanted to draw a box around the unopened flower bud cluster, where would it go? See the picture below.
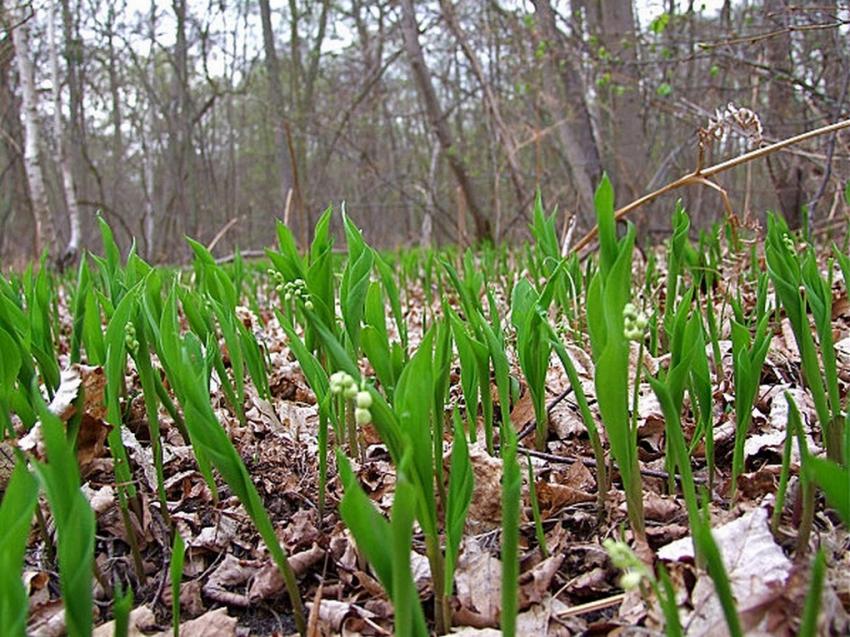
[782,234,795,253]
[268,270,314,311]
[330,371,373,425]
[623,302,649,342]
[124,322,139,354]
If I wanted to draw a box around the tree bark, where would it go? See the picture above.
[583,0,648,204]
[172,0,199,240]
[533,0,602,221]
[11,10,58,258]
[259,0,298,233]
[399,0,491,242]
[49,2,82,268]
[141,0,157,259]
[763,0,806,228]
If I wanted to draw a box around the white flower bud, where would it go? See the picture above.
[619,570,643,591]
[355,391,373,409]
[343,385,358,400]
[355,407,372,425]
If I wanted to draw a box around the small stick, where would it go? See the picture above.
[206,215,242,252]
[556,593,626,618]
[501,445,707,485]
[516,387,574,442]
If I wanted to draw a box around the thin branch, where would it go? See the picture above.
[571,118,850,254]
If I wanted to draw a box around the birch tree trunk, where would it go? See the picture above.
[399,0,492,243]
[49,2,82,268]
[11,11,58,258]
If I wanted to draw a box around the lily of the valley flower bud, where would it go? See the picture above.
[355,391,373,409]
[619,570,643,591]
[330,371,355,395]
[623,302,649,342]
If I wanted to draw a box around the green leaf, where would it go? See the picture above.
[395,329,436,537]
[0,461,39,635]
[32,400,95,637]
[390,453,430,637]
[500,434,521,637]
[171,532,186,636]
[656,82,673,97]
[806,457,850,525]
[445,411,473,596]
[337,452,394,593]
[595,174,617,278]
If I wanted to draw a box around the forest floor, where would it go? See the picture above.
[7,238,850,637]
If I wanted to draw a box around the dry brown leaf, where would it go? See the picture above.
[92,606,157,637]
[643,492,681,522]
[75,414,111,476]
[536,479,595,516]
[248,544,324,601]
[548,401,588,439]
[178,580,205,617]
[565,566,614,598]
[282,509,320,550]
[190,513,240,552]
[21,365,110,472]
[81,484,114,515]
[28,600,68,637]
[455,540,502,626]
[307,599,380,633]
[517,596,553,634]
[206,553,257,589]
[449,628,501,636]
[509,386,535,431]
[121,426,160,492]
[519,555,564,608]
[658,507,792,635]
[0,440,16,492]
[153,607,237,637]
[466,445,504,531]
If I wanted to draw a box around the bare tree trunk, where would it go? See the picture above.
[763,0,806,228]
[533,0,602,222]
[105,4,123,212]
[60,0,87,238]
[583,0,648,204]
[440,0,526,207]
[141,0,157,259]
[0,3,32,261]
[259,0,298,231]
[49,2,81,268]
[12,10,58,259]
[399,0,491,242]
[172,0,199,239]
